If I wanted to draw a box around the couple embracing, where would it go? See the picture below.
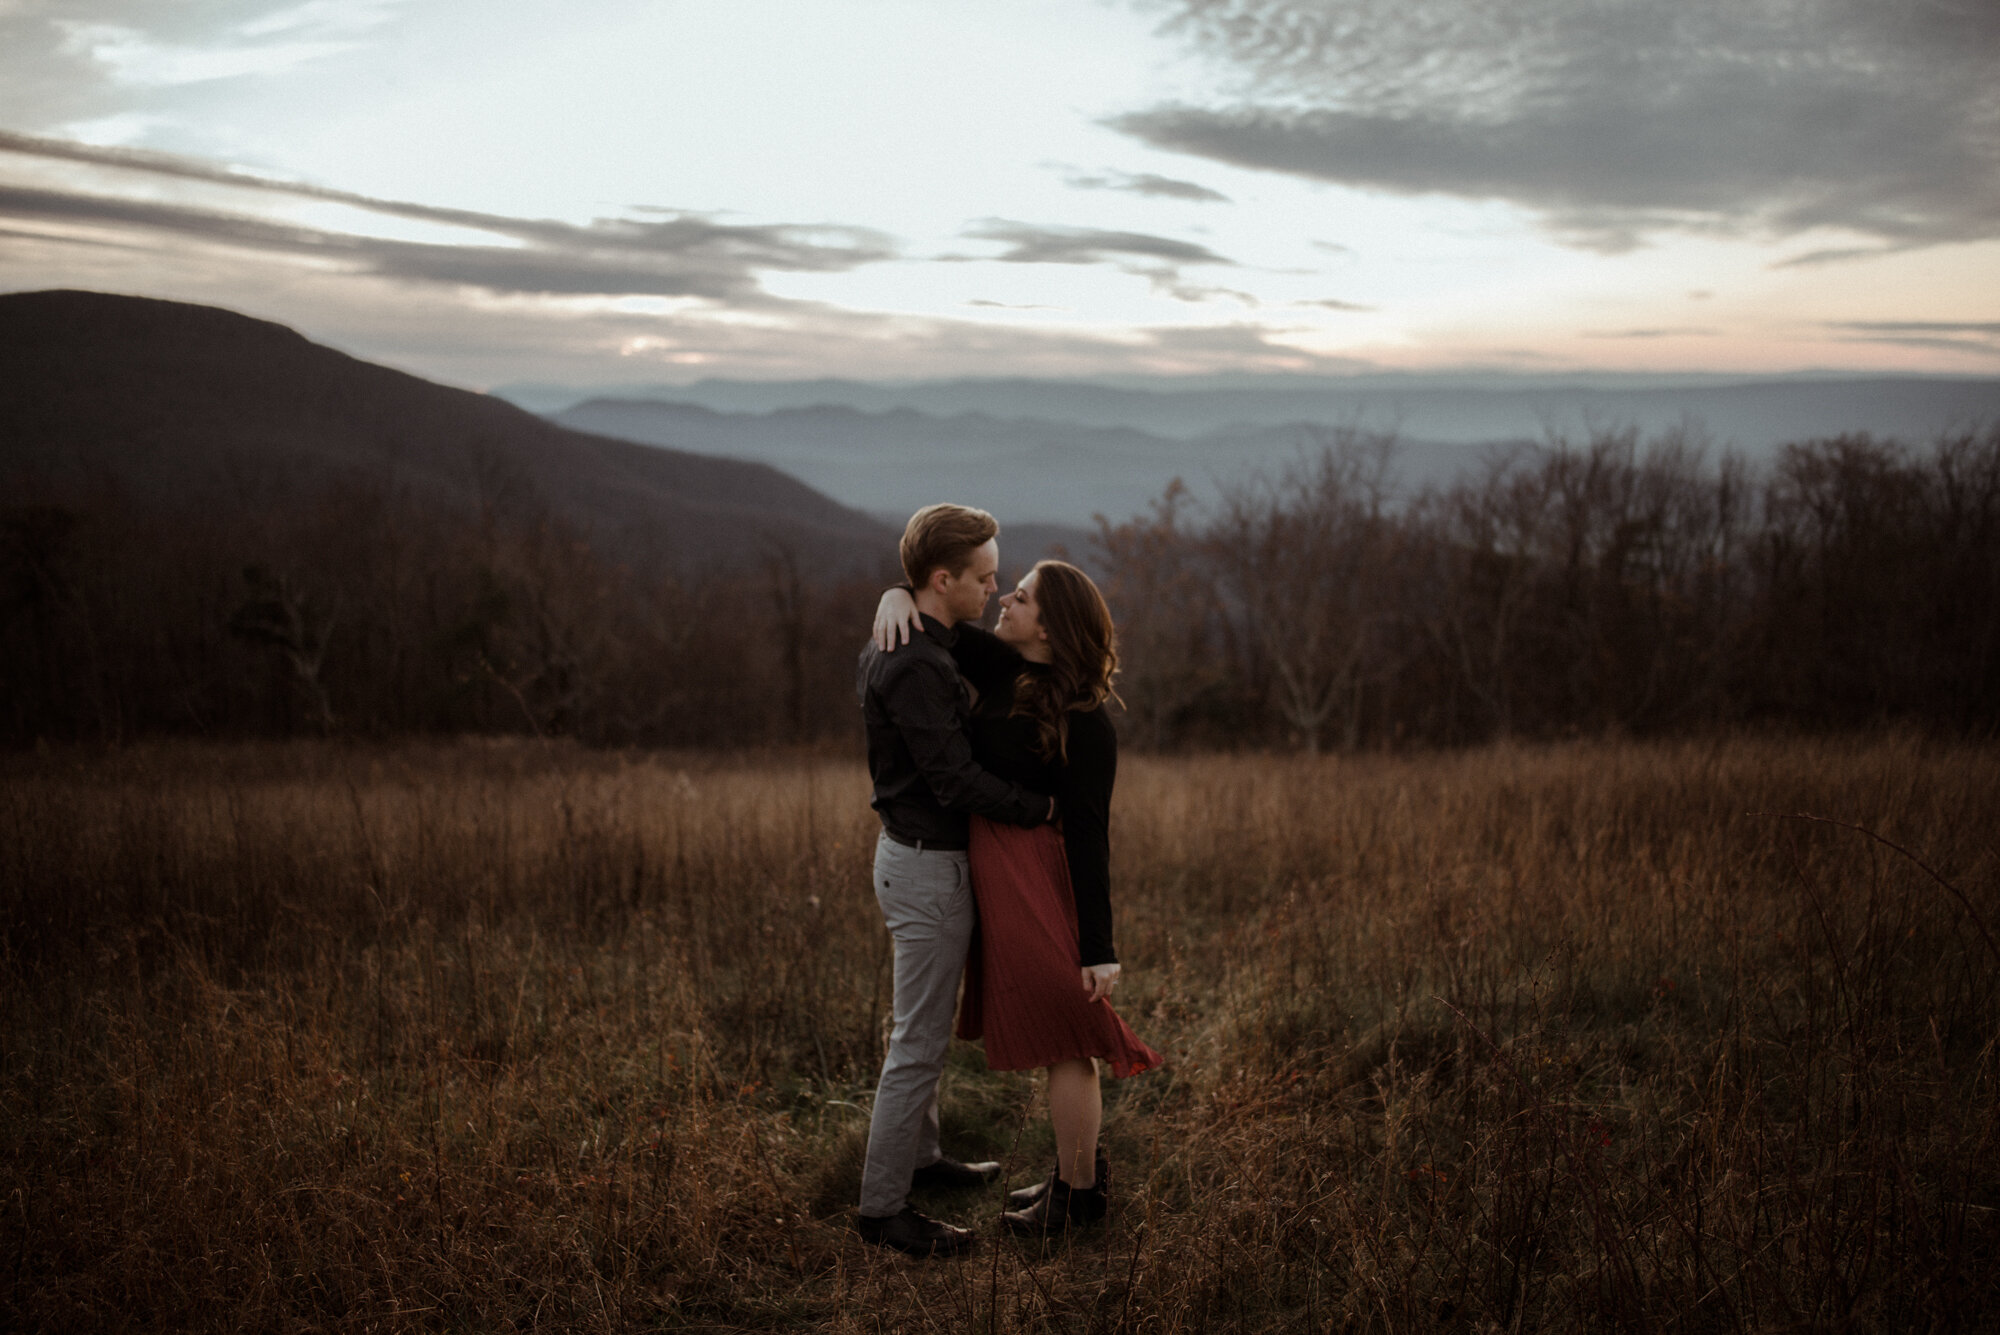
[854,502,1162,1257]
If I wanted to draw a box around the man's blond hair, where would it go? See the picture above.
[900,503,999,588]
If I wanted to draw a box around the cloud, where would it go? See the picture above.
[1834,321,2000,338]
[239,1,406,41]
[57,20,354,85]
[1769,245,1911,270]
[4,213,1383,387]
[1118,0,2000,251]
[0,130,1349,382]
[0,132,896,298]
[1832,313,2000,353]
[0,219,146,251]
[1164,282,1260,306]
[1826,320,2000,356]
[1,128,405,205]
[0,1,408,126]
[1581,327,1719,340]
[1293,297,1371,312]
[1063,168,1230,203]
[961,219,1234,268]
[952,220,1241,303]
[1134,321,1336,372]
[50,2,405,86]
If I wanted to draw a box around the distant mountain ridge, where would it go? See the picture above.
[551,395,1519,526]
[506,372,2000,448]
[0,290,894,574]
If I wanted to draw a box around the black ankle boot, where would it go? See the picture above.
[1001,1171,1108,1236]
[1006,1148,1109,1209]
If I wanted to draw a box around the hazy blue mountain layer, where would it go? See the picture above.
[511,372,2000,446]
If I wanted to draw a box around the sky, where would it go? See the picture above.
[2,0,1998,390]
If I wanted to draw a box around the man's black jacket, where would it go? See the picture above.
[858,614,1049,847]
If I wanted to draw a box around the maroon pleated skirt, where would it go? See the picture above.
[956,815,1163,1078]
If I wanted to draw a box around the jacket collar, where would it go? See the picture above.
[918,612,957,648]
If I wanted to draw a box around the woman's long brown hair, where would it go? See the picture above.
[1011,560,1120,763]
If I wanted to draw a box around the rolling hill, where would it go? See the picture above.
[0,290,896,575]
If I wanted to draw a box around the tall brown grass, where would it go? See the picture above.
[4,736,1996,1331]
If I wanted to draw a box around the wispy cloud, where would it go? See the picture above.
[1117,0,2000,252]
[1164,282,1260,306]
[1,128,423,209]
[49,1,405,85]
[0,127,1372,381]
[951,219,1241,303]
[0,131,895,298]
[1770,245,1909,271]
[238,1,407,41]
[0,219,146,251]
[1826,320,2000,356]
[57,21,351,85]
[0,1,408,130]
[965,298,1064,310]
[1581,327,1719,340]
[1062,168,1230,203]
[1834,321,2000,338]
[961,219,1234,268]
[1137,321,1332,371]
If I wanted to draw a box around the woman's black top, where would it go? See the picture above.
[949,624,1118,966]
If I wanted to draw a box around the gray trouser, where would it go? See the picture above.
[858,831,975,1218]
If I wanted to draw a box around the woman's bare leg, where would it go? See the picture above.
[1046,1058,1101,1188]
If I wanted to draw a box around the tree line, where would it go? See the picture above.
[0,450,890,748]
[4,424,1996,749]
[1099,425,2000,750]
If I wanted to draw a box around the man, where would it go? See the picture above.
[854,503,1055,1257]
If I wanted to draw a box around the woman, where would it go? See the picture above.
[874,560,1161,1235]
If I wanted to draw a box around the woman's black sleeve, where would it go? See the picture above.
[1057,709,1118,966]
[948,623,1024,699]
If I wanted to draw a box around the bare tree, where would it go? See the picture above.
[763,537,810,742]
[1207,429,1399,753]
[1414,445,1549,739]
[229,564,339,733]
[1095,480,1224,748]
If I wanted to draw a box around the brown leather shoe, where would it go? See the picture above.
[857,1205,976,1257]
[911,1155,1002,1190]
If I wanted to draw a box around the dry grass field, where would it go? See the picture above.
[3,736,1997,1332]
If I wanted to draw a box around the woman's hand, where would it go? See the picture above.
[1081,962,1120,1004]
[873,587,922,651]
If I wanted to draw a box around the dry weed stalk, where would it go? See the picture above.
[2,736,1995,1331]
